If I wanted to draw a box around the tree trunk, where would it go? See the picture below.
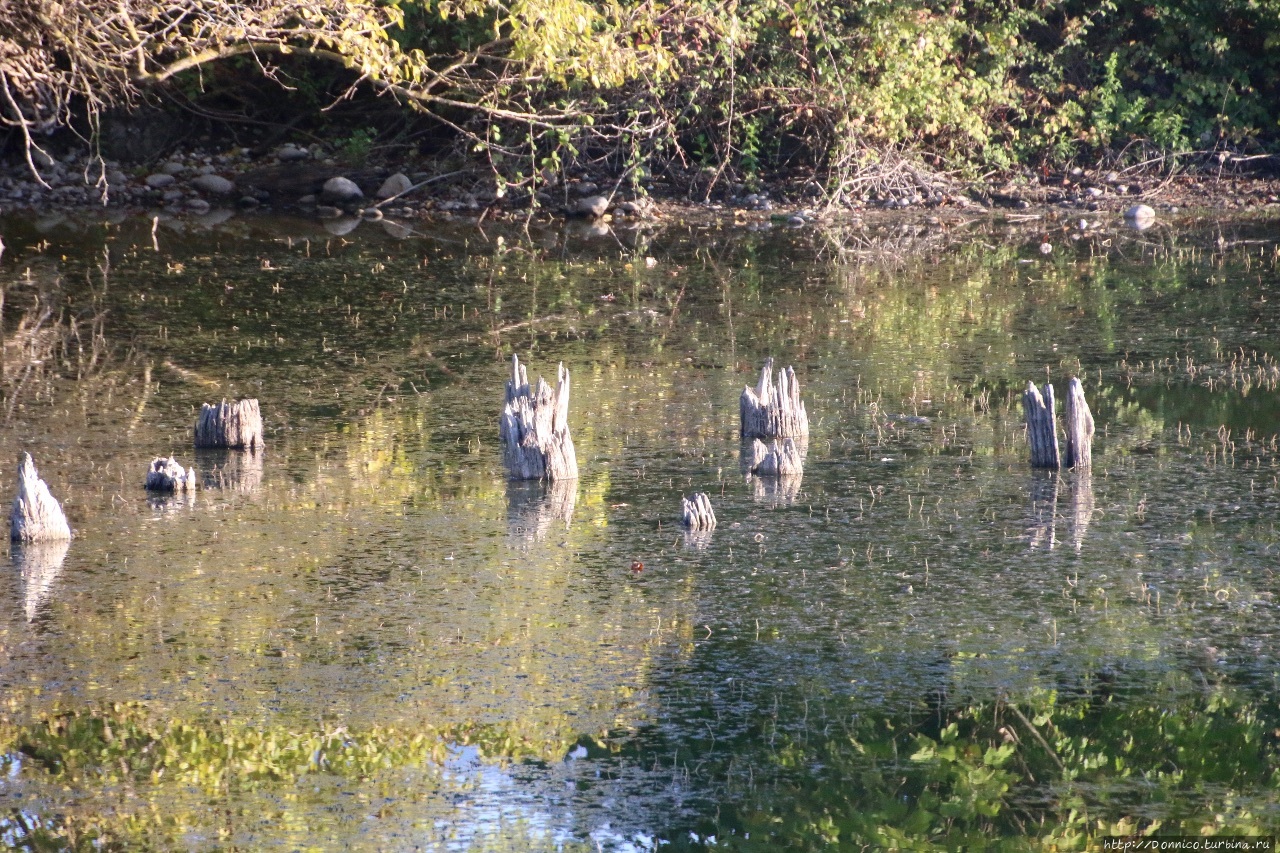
[681,492,717,530]
[1063,377,1095,470]
[740,357,809,439]
[145,456,196,492]
[1022,381,1060,469]
[500,354,578,481]
[194,399,264,450]
[9,452,71,542]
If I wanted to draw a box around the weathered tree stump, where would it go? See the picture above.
[499,354,578,481]
[1063,377,1095,470]
[740,357,809,439]
[194,398,264,450]
[12,539,69,621]
[10,453,71,543]
[145,456,196,492]
[748,438,804,477]
[1022,381,1061,469]
[681,493,717,530]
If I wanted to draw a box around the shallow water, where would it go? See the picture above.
[1,208,1279,849]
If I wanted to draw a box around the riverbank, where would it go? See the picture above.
[2,141,1278,231]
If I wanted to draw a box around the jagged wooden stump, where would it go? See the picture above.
[748,438,804,477]
[740,357,809,439]
[499,354,578,481]
[1063,377,1095,470]
[681,493,717,530]
[145,456,196,492]
[194,398,264,450]
[1022,381,1060,469]
[10,452,71,542]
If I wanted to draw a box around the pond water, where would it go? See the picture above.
[1,207,1279,850]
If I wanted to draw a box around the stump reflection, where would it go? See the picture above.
[506,479,577,543]
[12,539,70,622]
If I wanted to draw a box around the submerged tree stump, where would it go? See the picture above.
[10,452,71,542]
[1022,381,1061,469]
[145,456,196,492]
[499,354,578,481]
[748,438,804,477]
[740,357,809,440]
[194,399,264,450]
[681,493,717,530]
[1063,377,1095,470]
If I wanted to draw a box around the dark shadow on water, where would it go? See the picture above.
[1027,469,1058,550]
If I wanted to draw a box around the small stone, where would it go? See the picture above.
[361,207,384,221]
[1039,242,1053,254]
[186,197,211,214]
[191,174,235,195]
[787,215,806,227]
[1124,204,1156,222]
[573,181,599,197]
[160,161,187,176]
[1085,186,1103,198]
[276,144,311,162]
[575,195,609,218]
[321,176,363,203]
[315,205,343,219]
[298,194,317,206]
[145,173,176,189]
[237,196,260,209]
[162,189,184,203]
[376,172,413,200]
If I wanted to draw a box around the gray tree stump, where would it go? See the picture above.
[12,539,69,621]
[194,399,264,450]
[499,354,578,481]
[145,456,196,492]
[1063,377,1095,470]
[10,453,71,542]
[1022,381,1061,469]
[740,357,809,439]
[681,493,717,530]
[748,438,804,477]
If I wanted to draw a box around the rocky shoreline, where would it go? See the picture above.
[2,141,1278,230]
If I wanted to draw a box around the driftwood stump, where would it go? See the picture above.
[499,355,578,481]
[194,399,264,450]
[740,358,809,439]
[748,438,804,477]
[145,456,196,492]
[681,493,717,530]
[10,453,71,543]
[1022,381,1061,469]
[1063,377,1095,470]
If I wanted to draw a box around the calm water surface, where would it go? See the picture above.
[1,209,1279,849]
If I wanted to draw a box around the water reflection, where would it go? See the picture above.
[506,479,577,542]
[1069,472,1096,552]
[1027,470,1059,550]
[11,540,69,622]
[195,448,263,492]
